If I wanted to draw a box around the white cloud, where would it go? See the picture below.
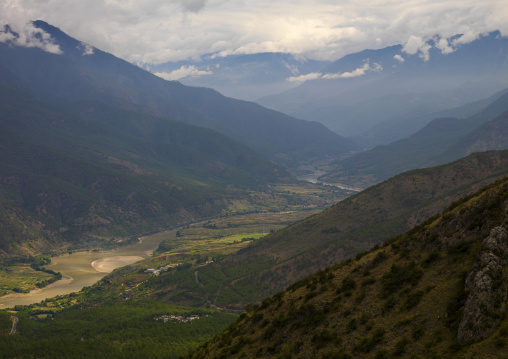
[79,42,94,55]
[393,54,405,63]
[435,37,454,54]
[286,72,322,83]
[402,35,432,61]
[0,0,62,54]
[451,31,481,47]
[154,65,213,81]
[1,0,507,64]
[287,60,382,83]
[323,61,382,79]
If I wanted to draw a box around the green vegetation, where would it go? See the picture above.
[0,265,54,295]
[0,256,62,295]
[155,209,322,256]
[0,207,329,313]
[0,301,237,358]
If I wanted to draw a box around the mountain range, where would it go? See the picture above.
[149,32,508,149]
[321,91,508,188]
[258,32,508,147]
[149,52,330,101]
[1,21,358,167]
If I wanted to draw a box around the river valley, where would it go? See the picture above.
[0,229,177,308]
[0,167,349,309]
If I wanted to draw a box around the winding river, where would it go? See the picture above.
[0,229,177,308]
[0,165,360,309]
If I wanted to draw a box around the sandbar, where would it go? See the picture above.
[91,256,144,273]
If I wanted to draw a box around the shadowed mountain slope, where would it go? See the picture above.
[431,110,508,166]
[0,80,290,261]
[322,91,508,188]
[0,21,360,166]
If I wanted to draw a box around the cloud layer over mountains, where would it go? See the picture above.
[1,0,508,65]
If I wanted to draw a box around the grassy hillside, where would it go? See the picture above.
[187,174,508,358]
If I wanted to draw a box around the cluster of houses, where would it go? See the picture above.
[154,314,200,323]
[145,263,181,276]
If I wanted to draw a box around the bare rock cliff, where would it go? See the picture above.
[457,226,508,342]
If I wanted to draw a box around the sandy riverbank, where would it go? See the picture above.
[91,256,144,273]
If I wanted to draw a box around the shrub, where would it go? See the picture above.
[392,338,409,356]
[340,277,357,292]
[403,290,425,310]
[381,262,423,296]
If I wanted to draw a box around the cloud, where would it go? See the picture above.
[286,60,382,83]
[1,0,507,65]
[0,23,62,54]
[0,0,62,54]
[179,0,207,13]
[154,65,213,81]
[401,31,488,60]
[393,54,405,63]
[78,42,94,56]
[286,72,323,83]
[402,35,432,61]
[435,37,454,54]
[451,31,481,46]
[322,61,382,79]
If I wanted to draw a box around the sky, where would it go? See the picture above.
[1,0,508,66]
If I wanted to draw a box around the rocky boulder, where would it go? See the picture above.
[457,226,508,342]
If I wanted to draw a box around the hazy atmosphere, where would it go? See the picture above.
[2,1,508,358]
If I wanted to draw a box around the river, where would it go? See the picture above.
[0,229,177,309]
[296,162,363,192]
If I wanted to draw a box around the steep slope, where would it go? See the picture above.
[188,175,508,359]
[432,110,508,166]
[0,81,290,261]
[322,91,508,188]
[143,150,508,306]
[258,32,508,146]
[0,21,360,166]
[0,82,286,185]
[360,88,508,147]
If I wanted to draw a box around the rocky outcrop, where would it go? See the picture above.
[457,226,508,342]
